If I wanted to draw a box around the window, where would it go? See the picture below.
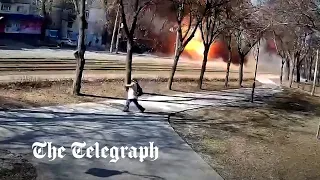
[16,6,24,13]
[1,4,11,11]
[85,10,89,19]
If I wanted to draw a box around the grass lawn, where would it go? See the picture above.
[0,77,255,109]
[170,88,320,180]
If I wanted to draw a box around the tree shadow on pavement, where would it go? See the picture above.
[80,94,124,100]
[86,168,165,179]
[0,108,191,154]
[0,108,194,179]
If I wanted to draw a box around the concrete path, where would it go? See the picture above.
[109,75,281,114]
[0,75,280,180]
[0,103,223,180]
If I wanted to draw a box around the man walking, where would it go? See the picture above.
[123,79,145,112]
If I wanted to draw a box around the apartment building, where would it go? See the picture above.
[46,0,106,48]
[0,0,42,36]
[0,0,106,48]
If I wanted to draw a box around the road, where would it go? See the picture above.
[0,47,258,82]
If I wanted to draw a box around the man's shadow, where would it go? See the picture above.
[85,168,165,179]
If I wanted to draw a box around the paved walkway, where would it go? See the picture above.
[112,85,281,114]
[0,103,223,180]
[0,75,280,180]
[110,75,281,114]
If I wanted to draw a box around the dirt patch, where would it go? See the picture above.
[291,82,320,97]
[170,88,320,180]
[0,77,256,109]
[0,150,36,180]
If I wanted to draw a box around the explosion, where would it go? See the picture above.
[184,29,204,59]
[183,28,230,62]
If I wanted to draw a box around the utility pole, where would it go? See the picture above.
[110,5,120,53]
[115,21,122,54]
[311,49,319,96]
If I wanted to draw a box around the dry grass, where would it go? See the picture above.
[170,89,320,180]
[0,77,255,109]
[290,82,320,97]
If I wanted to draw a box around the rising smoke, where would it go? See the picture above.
[135,6,282,75]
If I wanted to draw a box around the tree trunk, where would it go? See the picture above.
[318,64,320,85]
[168,50,182,90]
[198,47,209,89]
[311,49,319,96]
[174,31,179,57]
[285,60,290,81]
[72,0,86,95]
[280,58,285,85]
[125,41,133,85]
[225,36,232,88]
[251,42,260,103]
[110,6,120,53]
[289,57,296,88]
[296,61,301,83]
[238,56,244,87]
[303,61,308,80]
[309,57,313,81]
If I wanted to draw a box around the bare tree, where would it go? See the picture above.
[234,29,262,87]
[220,0,247,88]
[273,28,311,87]
[167,0,202,90]
[197,0,228,89]
[292,35,310,86]
[287,33,307,87]
[223,1,239,88]
[72,0,87,95]
[119,0,156,85]
[230,0,265,87]
[267,0,320,87]
[273,31,289,84]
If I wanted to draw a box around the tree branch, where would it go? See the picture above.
[182,20,201,49]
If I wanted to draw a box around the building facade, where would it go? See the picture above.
[47,0,106,48]
[0,0,107,48]
[0,0,43,39]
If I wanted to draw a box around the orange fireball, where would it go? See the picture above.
[184,29,204,59]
